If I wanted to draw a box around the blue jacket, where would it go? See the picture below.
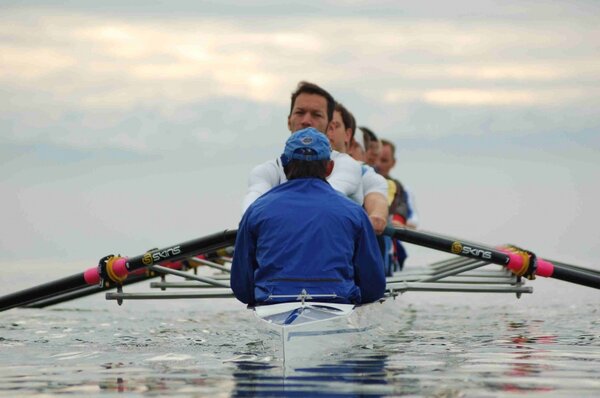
[231,178,386,306]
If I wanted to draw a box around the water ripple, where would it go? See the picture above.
[0,302,598,396]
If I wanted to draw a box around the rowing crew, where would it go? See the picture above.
[231,81,416,307]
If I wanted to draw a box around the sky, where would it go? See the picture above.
[1,1,599,292]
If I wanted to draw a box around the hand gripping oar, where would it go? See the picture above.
[383,226,600,290]
[0,229,237,312]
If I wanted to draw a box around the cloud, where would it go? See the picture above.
[421,88,593,106]
[1,1,599,266]
[0,5,599,154]
[0,45,76,79]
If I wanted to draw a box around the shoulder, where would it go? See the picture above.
[249,158,285,183]
[244,187,276,222]
[330,152,363,183]
[327,151,363,203]
[360,164,378,179]
[331,151,362,172]
[361,165,388,195]
[243,158,286,213]
[331,188,367,214]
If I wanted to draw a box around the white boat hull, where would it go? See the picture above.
[253,299,392,364]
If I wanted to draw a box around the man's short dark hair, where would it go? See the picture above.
[290,81,335,122]
[381,139,396,159]
[359,126,379,146]
[334,102,356,137]
[284,159,329,181]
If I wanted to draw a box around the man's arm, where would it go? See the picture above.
[327,151,364,205]
[353,212,386,304]
[230,213,257,305]
[242,159,286,214]
[361,166,389,234]
[364,192,388,235]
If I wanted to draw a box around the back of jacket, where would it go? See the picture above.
[231,178,385,306]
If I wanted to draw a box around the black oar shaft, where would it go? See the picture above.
[386,226,600,290]
[0,229,238,312]
[0,273,86,312]
[385,227,511,265]
[547,259,600,277]
[23,273,151,308]
[123,230,237,274]
[550,266,600,289]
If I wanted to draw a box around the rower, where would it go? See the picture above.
[376,138,420,273]
[230,127,386,306]
[242,81,389,235]
[343,119,399,274]
[358,126,382,168]
[377,139,419,229]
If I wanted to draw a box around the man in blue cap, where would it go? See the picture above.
[230,127,386,306]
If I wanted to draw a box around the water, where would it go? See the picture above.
[1,287,599,397]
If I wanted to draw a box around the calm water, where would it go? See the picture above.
[1,284,599,398]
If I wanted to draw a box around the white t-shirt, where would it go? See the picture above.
[242,151,387,213]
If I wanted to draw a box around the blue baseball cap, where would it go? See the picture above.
[281,127,331,166]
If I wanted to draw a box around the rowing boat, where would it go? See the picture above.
[253,298,392,364]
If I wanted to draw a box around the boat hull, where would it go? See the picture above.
[253,299,392,364]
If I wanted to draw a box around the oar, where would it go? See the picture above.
[545,258,600,278]
[22,249,234,309]
[23,272,156,308]
[0,229,238,312]
[384,226,600,289]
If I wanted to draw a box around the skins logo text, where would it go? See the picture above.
[451,241,492,259]
[142,246,182,265]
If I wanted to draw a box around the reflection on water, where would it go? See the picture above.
[0,301,599,397]
[382,305,600,397]
[231,355,390,397]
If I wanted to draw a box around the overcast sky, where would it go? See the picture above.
[1,1,599,285]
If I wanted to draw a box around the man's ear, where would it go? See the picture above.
[344,128,352,148]
[287,116,292,132]
[326,160,334,177]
